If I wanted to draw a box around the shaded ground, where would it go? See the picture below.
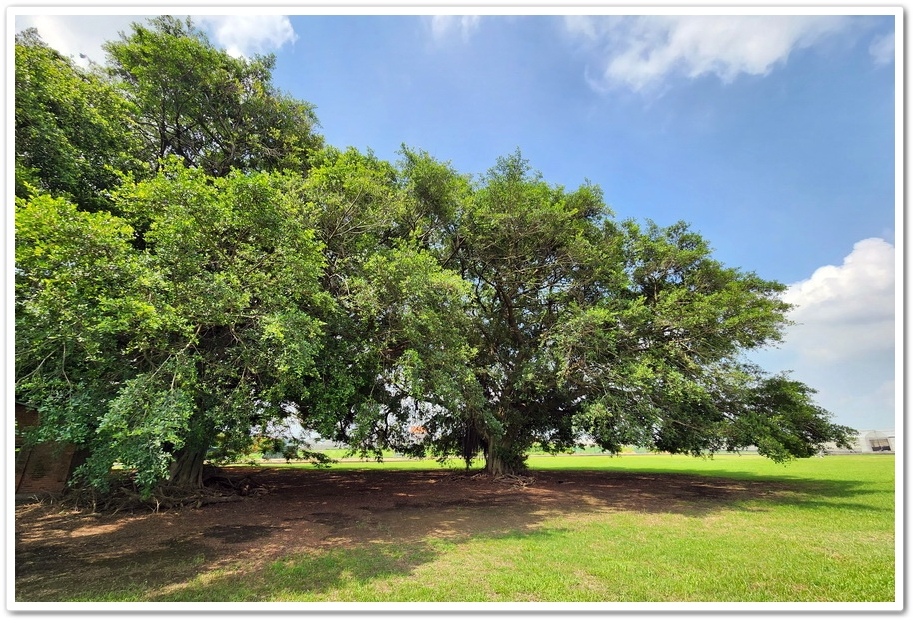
[15,466,795,601]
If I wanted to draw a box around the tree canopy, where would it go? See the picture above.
[14,18,855,499]
[103,16,322,176]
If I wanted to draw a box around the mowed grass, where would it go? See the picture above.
[159,453,896,603]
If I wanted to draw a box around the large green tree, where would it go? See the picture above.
[14,16,852,497]
[412,151,853,474]
[14,17,331,496]
[14,149,479,496]
[444,152,622,473]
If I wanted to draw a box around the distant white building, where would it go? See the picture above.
[823,430,896,454]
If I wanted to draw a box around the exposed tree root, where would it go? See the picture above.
[53,468,271,514]
[493,474,535,487]
[446,471,535,487]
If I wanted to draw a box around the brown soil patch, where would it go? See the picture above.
[14,466,790,602]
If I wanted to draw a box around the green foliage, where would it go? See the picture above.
[15,28,143,211]
[83,369,196,492]
[343,243,479,458]
[14,16,853,497]
[439,151,619,471]
[15,195,153,452]
[104,16,322,176]
[16,163,331,496]
[395,145,471,252]
[289,147,481,460]
[727,374,858,461]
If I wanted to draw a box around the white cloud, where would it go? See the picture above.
[14,15,298,64]
[781,237,895,363]
[14,15,145,67]
[428,15,481,43]
[196,15,297,58]
[868,31,895,66]
[564,15,854,92]
[752,238,897,430]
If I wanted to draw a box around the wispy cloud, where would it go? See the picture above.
[197,15,297,58]
[781,237,895,363]
[565,15,854,93]
[428,15,481,43]
[868,31,895,66]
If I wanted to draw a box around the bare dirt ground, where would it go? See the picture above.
[14,465,785,602]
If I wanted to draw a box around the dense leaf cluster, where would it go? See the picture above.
[14,18,854,497]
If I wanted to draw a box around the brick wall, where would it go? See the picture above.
[15,403,86,495]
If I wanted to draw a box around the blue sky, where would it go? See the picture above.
[11,7,901,433]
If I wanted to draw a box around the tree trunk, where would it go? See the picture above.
[168,444,208,489]
[484,436,520,476]
[485,452,508,476]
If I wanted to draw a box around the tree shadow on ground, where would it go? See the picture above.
[14,465,890,602]
[530,468,892,513]
[15,537,219,601]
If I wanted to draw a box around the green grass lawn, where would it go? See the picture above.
[22,453,896,604]
[170,453,896,604]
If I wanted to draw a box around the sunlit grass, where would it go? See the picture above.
[173,454,896,602]
[35,454,897,603]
